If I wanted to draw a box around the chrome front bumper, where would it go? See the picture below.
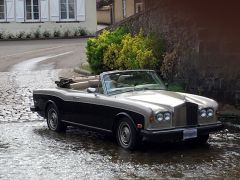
[140,122,224,142]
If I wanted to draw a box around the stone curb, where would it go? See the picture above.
[0,35,95,41]
[73,67,92,76]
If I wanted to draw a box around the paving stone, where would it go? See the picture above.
[0,70,60,123]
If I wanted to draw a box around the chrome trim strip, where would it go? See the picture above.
[62,120,112,133]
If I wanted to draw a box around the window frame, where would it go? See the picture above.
[60,0,77,21]
[0,0,6,22]
[25,0,40,22]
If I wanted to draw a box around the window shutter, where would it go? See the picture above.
[16,0,24,22]
[6,0,15,21]
[40,0,49,21]
[50,0,59,21]
[77,0,85,21]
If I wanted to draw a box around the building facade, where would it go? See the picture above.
[0,0,97,35]
[114,0,144,23]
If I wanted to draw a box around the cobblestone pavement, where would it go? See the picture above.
[0,70,59,123]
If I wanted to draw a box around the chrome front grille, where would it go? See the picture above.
[173,102,198,127]
[186,102,198,126]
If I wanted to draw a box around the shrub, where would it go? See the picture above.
[103,43,122,70]
[16,31,26,39]
[0,31,4,39]
[43,30,51,38]
[74,27,87,37]
[6,33,15,39]
[63,29,71,37]
[86,27,165,74]
[53,29,61,37]
[103,30,164,71]
[116,31,158,70]
[86,27,128,74]
[34,29,41,38]
[25,32,32,39]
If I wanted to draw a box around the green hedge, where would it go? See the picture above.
[86,27,127,74]
[86,28,165,74]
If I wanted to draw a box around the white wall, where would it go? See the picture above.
[0,0,97,35]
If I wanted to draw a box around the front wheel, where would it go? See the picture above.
[116,118,141,150]
[46,104,66,132]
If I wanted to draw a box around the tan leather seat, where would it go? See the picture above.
[70,80,100,90]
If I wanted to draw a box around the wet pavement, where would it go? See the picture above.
[0,121,240,179]
[0,41,240,179]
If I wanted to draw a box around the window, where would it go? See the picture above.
[60,0,76,20]
[0,0,5,20]
[26,0,40,21]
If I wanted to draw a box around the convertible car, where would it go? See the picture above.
[31,70,223,150]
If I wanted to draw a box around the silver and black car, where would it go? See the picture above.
[31,70,223,150]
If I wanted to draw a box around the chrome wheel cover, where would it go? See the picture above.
[119,122,132,146]
[48,109,58,130]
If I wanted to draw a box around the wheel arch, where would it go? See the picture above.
[112,112,137,134]
[44,100,58,118]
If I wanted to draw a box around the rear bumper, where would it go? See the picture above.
[141,123,224,142]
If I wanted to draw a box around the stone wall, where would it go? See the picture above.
[112,0,240,105]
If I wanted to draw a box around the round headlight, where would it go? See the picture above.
[200,109,207,118]
[164,112,171,121]
[207,108,214,117]
[156,113,164,122]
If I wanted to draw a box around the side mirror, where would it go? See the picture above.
[87,87,97,94]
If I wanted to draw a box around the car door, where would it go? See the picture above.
[69,92,117,131]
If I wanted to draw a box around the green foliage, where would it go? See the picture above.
[115,31,159,70]
[43,30,51,38]
[167,82,185,92]
[25,32,32,39]
[0,31,4,39]
[86,27,128,74]
[86,27,165,74]
[63,29,71,37]
[74,27,87,37]
[16,31,26,39]
[53,29,61,37]
[103,43,121,70]
[6,33,15,39]
[34,29,41,38]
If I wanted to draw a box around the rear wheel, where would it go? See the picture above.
[46,104,66,132]
[116,118,141,150]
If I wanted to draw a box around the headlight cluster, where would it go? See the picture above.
[155,112,172,122]
[199,108,214,118]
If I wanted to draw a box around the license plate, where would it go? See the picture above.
[183,128,197,140]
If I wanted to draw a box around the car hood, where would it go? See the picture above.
[116,90,218,111]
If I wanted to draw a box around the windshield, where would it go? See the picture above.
[102,70,166,95]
